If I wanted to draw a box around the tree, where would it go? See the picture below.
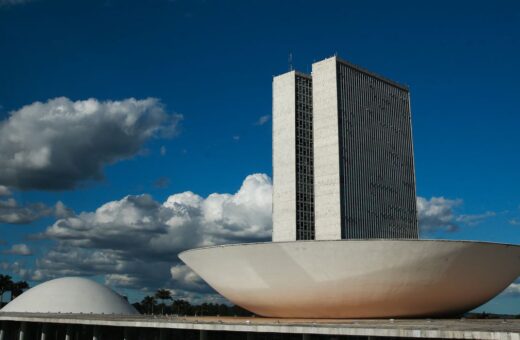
[172,299,192,315]
[141,295,156,315]
[154,289,172,314]
[0,274,13,306]
[10,281,29,300]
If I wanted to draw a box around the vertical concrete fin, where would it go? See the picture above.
[312,57,342,240]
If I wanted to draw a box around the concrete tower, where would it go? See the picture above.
[313,56,418,240]
[273,56,418,242]
[272,71,314,241]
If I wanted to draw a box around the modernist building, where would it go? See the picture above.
[272,71,315,241]
[0,277,138,315]
[273,56,418,241]
[1,58,520,333]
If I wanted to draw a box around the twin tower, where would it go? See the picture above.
[272,56,418,242]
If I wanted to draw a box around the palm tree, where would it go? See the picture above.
[172,299,191,315]
[141,295,156,314]
[10,281,29,300]
[0,274,13,306]
[154,289,172,314]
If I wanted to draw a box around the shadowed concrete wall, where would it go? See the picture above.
[313,56,418,239]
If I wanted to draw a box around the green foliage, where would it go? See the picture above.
[134,295,252,317]
[140,295,157,314]
[0,274,13,306]
[154,288,173,314]
[10,280,29,300]
[0,274,30,307]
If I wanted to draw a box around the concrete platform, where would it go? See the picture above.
[1,313,519,339]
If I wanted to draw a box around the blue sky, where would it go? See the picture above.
[0,0,519,313]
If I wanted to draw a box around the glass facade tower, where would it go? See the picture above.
[273,56,418,242]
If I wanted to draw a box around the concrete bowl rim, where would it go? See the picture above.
[178,239,520,258]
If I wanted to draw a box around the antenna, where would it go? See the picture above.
[288,53,293,71]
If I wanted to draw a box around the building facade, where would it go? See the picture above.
[273,56,418,242]
[272,71,315,241]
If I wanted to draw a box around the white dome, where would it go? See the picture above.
[0,277,138,315]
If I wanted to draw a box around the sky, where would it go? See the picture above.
[0,0,519,314]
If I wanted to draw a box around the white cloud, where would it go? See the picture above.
[0,261,32,280]
[54,201,74,219]
[0,197,72,224]
[3,243,32,256]
[417,197,462,232]
[503,283,520,297]
[11,175,499,301]
[32,174,272,294]
[456,211,496,225]
[0,198,51,224]
[0,185,11,196]
[0,97,181,190]
[255,115,271,126]
[104,274,140,289]
[170,264,207,292]
[160,146,167,156]
[509,218,520,226]
[417,197,496,233]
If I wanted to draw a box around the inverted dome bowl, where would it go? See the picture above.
[179,240,520,318]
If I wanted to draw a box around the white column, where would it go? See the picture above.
[64,325,72,340]
[40,323,48,340]
[92,326,100,340]
[0,323,5,340]
[18,322,27,340]
[199,330,207,340]
[123,327,129,340]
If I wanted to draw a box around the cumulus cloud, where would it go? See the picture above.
[0,97,181,190]
[417,197,462,232]
[54,200,74,219]
[0,186,11,196]
[170,264,208,293]
[417,196,497,233]
[11,175,498,300]
[0,196,72,224]
[169,288,227,305]
[3,243,32,255]
[0,198,51,224]
[503,282,520,297]
[456,211,496,225]
[0,261,32,280]
[255,115,271,126]
[509,218,520,226]
[31,174,272,294]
